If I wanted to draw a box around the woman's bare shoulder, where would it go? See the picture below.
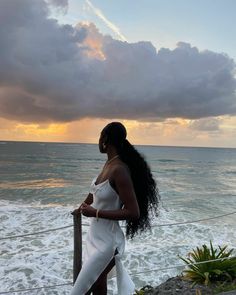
[111,162,131,180]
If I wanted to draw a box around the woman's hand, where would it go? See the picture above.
[71,203,83,216]
[71,202,96,217]
[80,202,96,217]
[71,193,94,216]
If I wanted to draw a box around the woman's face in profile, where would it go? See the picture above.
[98,128,107,153]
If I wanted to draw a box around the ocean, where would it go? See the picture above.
[0,141,236,294]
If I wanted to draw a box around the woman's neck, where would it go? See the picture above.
[107,148,119,161]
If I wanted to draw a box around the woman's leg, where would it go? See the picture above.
[86,254,116,295]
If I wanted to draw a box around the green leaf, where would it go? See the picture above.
[178,241,236,285]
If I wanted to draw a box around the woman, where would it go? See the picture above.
[71,122,159,295]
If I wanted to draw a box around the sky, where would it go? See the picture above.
[0,0,236,147]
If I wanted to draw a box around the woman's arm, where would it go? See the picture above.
[83,193,93,205]
[80,166,140,221]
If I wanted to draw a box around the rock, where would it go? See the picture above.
[138,276,236,295]
[142,276,214,294]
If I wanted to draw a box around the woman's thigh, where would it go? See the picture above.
[86,254,116,295]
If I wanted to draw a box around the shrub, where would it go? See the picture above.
[134,285,153,295]
[179,241,236,286]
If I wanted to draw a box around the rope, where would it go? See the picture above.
[82,210,236,228]
[150,210,236,227]
[0,225,73,241]
[0,282,72,294]
[130,255,236,276]
[1,210,236,241]
[85,211,236,228]
[1,256,236,294]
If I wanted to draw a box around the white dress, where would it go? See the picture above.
[70,176,135,295]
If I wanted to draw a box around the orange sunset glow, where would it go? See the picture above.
[1,116,236,148]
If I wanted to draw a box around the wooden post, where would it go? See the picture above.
[73,212,82,284]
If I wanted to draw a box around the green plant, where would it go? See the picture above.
[134,285,153,294]
[179,241,236,286]
[134,290,145,295]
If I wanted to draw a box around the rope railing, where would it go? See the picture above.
[130,255,236,276]
[0,282,72,295]
[1,210,236,241]
[149,210,236,227]
[1,256,236,294]
[0,225,73,241]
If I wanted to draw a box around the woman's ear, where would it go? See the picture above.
[103,135,108,145]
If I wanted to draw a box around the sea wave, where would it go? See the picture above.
[0,201,236,294]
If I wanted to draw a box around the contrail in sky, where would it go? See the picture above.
[85,0,127,42]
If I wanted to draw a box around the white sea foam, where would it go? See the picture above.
[0,200,235,294]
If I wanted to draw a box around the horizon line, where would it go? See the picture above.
[0,139,235,150]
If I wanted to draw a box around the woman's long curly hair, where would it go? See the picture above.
[102,122,160,238]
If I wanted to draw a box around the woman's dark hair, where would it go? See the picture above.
[102,122,160,238]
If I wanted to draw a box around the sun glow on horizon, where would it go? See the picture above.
[1,116,236,148]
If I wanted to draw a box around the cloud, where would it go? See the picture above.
[47,0,68,15]
[47,0,68,8]
[0,0,236,124]
[189,117,221,132]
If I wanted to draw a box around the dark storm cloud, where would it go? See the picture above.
[0,0,236,123]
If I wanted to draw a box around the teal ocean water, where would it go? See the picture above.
[0,141,236,294]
